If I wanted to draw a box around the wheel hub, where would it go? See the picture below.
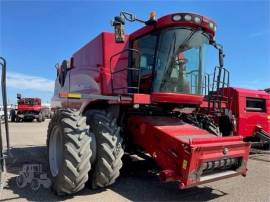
[49,126,63,177]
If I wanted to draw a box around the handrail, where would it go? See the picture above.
[109,48,141,94]
[208,66,230,112]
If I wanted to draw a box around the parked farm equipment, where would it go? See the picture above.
[10,95,45,122]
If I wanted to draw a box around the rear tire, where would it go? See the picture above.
[10,109,16,122]
[47,109,92,195]
[28,118,34,122]
[15,116,20,122]
[86,110,124,189]
[219,115,233,136]
[31,178,40,191]
[38,113,43,122]
[16,172,27,188]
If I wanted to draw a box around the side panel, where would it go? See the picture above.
[238,95,270,136]
[230,88,270,137]
[102,33,129,95]
[68,33,104,110]
[53,32,130,111]
[51,78,68,110]
[17,104,41,112]
[222,87,270,137]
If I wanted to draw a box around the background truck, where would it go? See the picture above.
[10,94,45,122]
[48,11,251,196]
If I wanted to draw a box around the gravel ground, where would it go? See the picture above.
[0,120,270,202]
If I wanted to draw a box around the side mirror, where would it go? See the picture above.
[17,93,21,99]
[66,58,74,70]
[55,63,60,76]
[211,41,224,68]
[112,16,125,43]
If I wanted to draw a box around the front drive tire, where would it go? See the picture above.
[16,172,28,188]
[47,109,92,195]
[86,110,124,189]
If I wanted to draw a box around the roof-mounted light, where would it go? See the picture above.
[209,22,214,30]
[170,13,216,35]
[172,14,182,21]
[184,14,192,21]
[149,11,157,21]
[194,16,201,24]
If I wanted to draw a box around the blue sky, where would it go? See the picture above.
[1,0,270,104]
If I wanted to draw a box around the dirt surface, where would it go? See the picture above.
[0,120,270,201]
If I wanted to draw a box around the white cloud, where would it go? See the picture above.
[7,72,55,92]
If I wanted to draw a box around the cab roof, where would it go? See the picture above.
[130,13,216,41]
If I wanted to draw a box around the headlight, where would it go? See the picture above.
[172,15,182,21]
[184,15,192,21]
[194,16,201,24]
[209,22,214,30]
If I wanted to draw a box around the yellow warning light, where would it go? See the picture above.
[149,11,157,21]
[182,159,188,170]
[68,93,81,99]
[59,92,68,98]
[59,92,81,99]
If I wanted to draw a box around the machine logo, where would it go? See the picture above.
[16,164,51,191]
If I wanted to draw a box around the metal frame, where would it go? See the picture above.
[110,48,141,94]
[208,66,230,112]
[0,57,10,175]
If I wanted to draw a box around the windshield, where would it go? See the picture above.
[153,28,209,95]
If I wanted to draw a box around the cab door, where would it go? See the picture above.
[130,33,158,94]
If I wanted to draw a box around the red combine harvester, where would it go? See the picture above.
[48,12,250,195]
[10,94,45,122]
